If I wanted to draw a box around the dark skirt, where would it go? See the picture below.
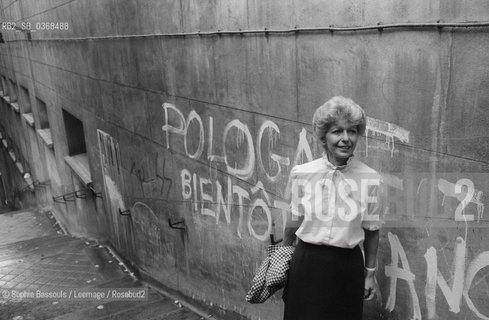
[283,240,364,320]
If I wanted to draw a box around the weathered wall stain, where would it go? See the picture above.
[98,130,127,250]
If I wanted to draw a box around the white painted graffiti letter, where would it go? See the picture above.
[385,232,421,320]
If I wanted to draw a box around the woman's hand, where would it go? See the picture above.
[363,229,379,300]
[363,271,376,300]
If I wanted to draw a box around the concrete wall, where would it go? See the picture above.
[1,1,489,319]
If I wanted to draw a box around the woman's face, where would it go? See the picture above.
[323,119,359,166]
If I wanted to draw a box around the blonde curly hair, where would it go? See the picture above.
[312,96,366,146]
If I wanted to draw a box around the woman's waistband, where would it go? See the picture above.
[297,239,360,253]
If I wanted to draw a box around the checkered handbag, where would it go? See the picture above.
[246,244,295,304]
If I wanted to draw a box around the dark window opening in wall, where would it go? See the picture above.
[1,76,8,96]
[8,79,17,102]
[21,86,34,127]
[19,86,31,112]
[36,98,49,129]
[0,174,6,205]
[63,109,86,156]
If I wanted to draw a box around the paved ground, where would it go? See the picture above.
[0,207,205,320]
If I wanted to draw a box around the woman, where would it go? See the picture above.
[283,96,384,320]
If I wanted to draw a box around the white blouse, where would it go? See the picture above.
[289,155,385,248]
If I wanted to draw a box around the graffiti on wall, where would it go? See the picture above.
[161,102,485,238]
[161,102,316,240]
[129,152,173,199]
[97,102,489,319]
[365,116,410,157]
[156,101,488,319]
[386,233,489,320]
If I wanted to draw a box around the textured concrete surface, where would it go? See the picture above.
[1,1,489,319]
[0,208,204,320]
[0,208,57,246]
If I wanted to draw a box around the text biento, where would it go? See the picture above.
[290,177,381,222]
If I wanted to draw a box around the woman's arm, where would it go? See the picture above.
[364,229,379,268]
[363,229,379,300]
[282,214,303,246]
